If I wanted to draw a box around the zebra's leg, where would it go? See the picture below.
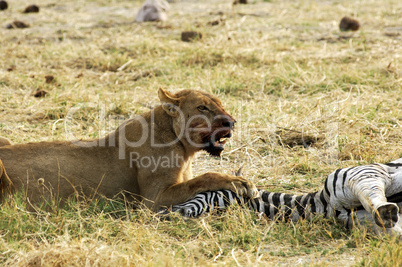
[348,172,399,228]
[375,204,399,228]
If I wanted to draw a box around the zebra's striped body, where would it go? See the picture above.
[160,158,402,236]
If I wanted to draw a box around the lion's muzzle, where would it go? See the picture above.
[202,115,236,157]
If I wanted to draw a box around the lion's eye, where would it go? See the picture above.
[197,105,209,112]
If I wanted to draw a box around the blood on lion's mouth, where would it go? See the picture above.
[203,132,231,157]
[215,137,227,146]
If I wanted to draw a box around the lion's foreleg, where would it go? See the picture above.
[0,159,14,200]
[153,172,257,211]
[0,137,14,199]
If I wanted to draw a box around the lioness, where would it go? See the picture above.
[0,89,257,210]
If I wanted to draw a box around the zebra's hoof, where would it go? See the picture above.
[374,203,399,228]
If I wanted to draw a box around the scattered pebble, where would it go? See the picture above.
[0,0,8,10]
[44,75,54,83]
[181,31,202,42]
[24,4,39,13]
[209,11,224,16]
[339,16,360,31]
[207,18,225,26]
[32,90,48,98]
[6,20,30,29]
[233,0,248,4]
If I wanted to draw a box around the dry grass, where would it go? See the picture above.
[0,0,401,265]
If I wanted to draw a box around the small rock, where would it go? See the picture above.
[6,20,30,29]
[233,0,248,4]
[208,18,225,26]
[32,90,48,98]
[6,66,15,72]
[24,4,39,13]
[135,0,169,22]
[181,31,202,42]
[44,75,54,83]
[339,16,360,31]
[0,0,8,11]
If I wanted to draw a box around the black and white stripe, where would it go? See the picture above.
[159,158,402,236]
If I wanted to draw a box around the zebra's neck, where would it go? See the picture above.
[166,189,333,221]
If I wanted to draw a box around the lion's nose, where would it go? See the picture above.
[222,120,235,129]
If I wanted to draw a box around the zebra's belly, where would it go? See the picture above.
[330,193,362,210]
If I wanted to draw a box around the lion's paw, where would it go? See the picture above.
[229,177,258,199]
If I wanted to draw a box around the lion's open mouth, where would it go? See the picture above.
[202,130,232,157]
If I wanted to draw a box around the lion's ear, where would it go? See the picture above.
[158,88,180,104]
[158,88,181,117]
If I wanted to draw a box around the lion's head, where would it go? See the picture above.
[158,88,236,157]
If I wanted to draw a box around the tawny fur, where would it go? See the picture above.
[0,89,257,210]
[0,137,11,147]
